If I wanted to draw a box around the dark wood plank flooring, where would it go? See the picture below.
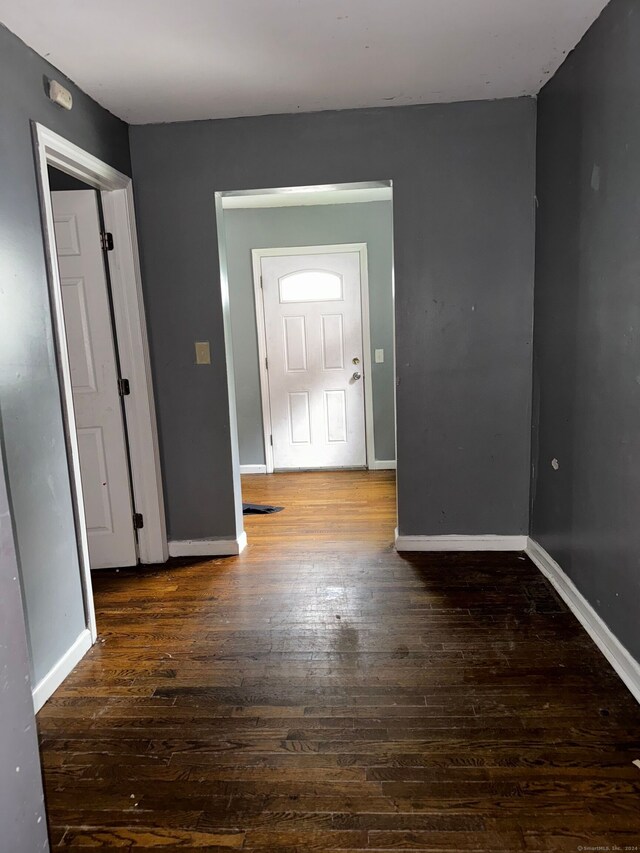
[38,471,640,850]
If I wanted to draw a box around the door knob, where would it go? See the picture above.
[352,371,362,381]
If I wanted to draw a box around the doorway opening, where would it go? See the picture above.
[214,181,397,541]
[31,125,166,708]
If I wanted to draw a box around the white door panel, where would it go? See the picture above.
[324,389,347,443]
[288,391,311,444]
[53,190,137,568]
[321,315,344,370]
[76,427,113,532]
[283,316,308,371]
[261,251,366,470]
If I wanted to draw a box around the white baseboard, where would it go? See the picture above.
[240,464,267,475]
[32,628,92,713]
[395,531,528,552]
[369,460,397,470]
[168,531,247,557]
[526,538,640,705]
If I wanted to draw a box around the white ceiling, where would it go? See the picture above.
[0,0,609,125]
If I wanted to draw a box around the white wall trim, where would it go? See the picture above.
[32,123,168,657]
[168,532,247,557]
[101,188,168,564]
[240,464,268,474]
[32,125,96,642]
[526,538,640,705]
[214,193,246,545]
[251,249,276,474]
[32,629,92,713]
[369,459,396,470]
[358,245,376,472]
[395,532,528,552]
[251,243,375,472]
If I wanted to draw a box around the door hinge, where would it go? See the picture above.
[270,434,273,446]
[117,377,130,397]
[133,512,144,530]
[265,357,268,370]
[260,275,263,289]
[100,231,114,251]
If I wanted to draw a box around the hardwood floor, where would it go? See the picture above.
[38,471,640,850]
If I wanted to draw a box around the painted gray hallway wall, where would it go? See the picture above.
[0,421,49,852]
[130,98,536,541]
[532,0,640,659]
[223,202,395,466]
[0,23,131,685]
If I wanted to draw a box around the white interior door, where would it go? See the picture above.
[52,190,138,569]
[261,251,367,470]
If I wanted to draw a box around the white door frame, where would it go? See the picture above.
[251,243,374,473]
[32,123,168,640]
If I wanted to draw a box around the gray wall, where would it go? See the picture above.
[0,421,49,852]
[532,0,640,659]
[0,23,131,685]
[224,202,395,465]
[130,97,536,540]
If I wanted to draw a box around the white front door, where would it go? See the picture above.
[261,251,367,470]
[52,190,138,569]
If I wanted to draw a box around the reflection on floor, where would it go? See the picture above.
[38,470,640,850]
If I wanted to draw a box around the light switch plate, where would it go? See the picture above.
[195,341,211,364]
[374,348,384,364]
